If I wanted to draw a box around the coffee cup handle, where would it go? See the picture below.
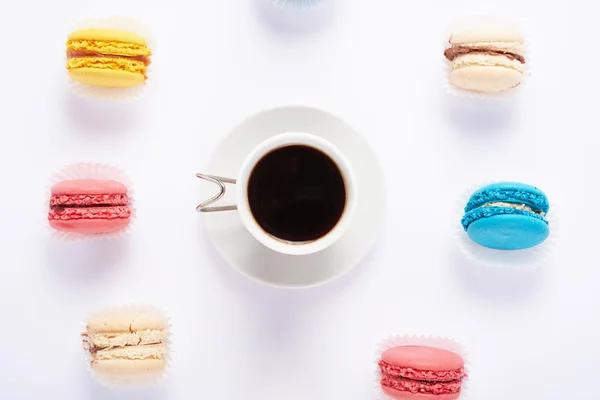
[196,173,238,212]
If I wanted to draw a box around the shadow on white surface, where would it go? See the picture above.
[89,384,166,400]
[45,239,129,284]
[202,224,372,290]
[442,95,517,135]
[64,92,141,135]
[254,0,335,36]
[450,244,545,303]
[199,220,377,340]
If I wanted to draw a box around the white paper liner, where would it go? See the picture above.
[47,162,136,242]
[442,17,531,101]
[82,305,172,388]
[67,16,155,102]
[374,335,470,400]
[268,0,326,10]
[455,181,559,269]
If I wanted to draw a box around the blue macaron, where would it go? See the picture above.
[461,182,550,250]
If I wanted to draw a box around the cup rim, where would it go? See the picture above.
[236,132,357,256]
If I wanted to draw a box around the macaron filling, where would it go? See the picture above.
[444,46,525,64]
[67,49,151,65]
[482,202,544,215]
[93,343,166,361]
[86,330,166,350]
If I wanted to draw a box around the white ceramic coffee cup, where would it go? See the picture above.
[197,132,357,256]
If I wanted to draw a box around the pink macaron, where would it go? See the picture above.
[378,346,466,400]
[48,179,132,234]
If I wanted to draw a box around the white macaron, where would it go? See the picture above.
[445,26,526,93]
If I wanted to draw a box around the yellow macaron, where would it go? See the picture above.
[66,28,152,88]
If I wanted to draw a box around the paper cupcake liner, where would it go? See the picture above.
[67,15,155,102]
[455,181,559,269]
[82,305,172,388]
[47,162,136,242]
[374,335,470,400]
[268,0,326,10]
[442,18,530,101]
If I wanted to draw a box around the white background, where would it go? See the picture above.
[0,0,598,399]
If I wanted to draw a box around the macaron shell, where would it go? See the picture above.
[51,179,127,195]
[49,205,130,221]
[382,346,464,371]
[450,65,522,93]
[87,312,166,333]
[451,53,524,73]
[67,39,150,58]
[467,213,550,250]
[450,26,524,44]
[69,68,145,88]
[92,359,165,382]
[465,182,549,214]
[50,218,129,234]
[382,386,460,400]
[461,206,547,232]
[50,193,128,207]
[68,28,148,46]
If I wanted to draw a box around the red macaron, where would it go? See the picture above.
[378,346,466,400]
[48,179,132,234]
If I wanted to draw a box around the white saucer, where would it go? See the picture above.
[199,106,386,288]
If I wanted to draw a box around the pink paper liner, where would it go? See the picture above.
[455,181,559,269]
[47,162,136,242]
[442,17,530,101]
[374,335,470,400]
[82,305,171,388]
[67,15,154,102]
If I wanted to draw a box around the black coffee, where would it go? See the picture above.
[247,145,347,243]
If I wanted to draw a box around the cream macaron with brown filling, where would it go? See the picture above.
[82,307,169,386]
[444,26,525,93]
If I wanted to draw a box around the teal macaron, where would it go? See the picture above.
[461,182,550,250]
